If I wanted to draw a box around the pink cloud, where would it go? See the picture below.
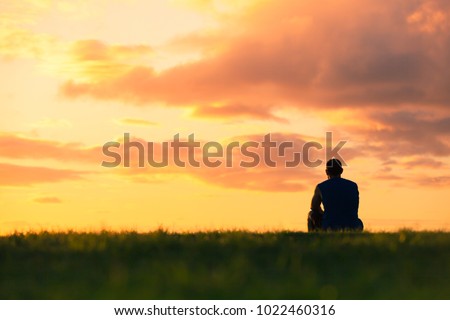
[106,132,362,192]
[33,196,62,204]
[0,133,102,163]
[59,0,450,113]
[0,162,86,186]
[342,110,450,157]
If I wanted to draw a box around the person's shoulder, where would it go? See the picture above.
[317,179,330,187]
[341,178,358,188]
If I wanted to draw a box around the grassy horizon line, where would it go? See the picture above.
[2,228,450,237]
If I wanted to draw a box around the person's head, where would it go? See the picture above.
[326,158,343,178]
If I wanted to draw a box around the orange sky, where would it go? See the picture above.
[1,0,450,234]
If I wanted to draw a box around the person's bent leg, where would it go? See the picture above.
[307,210,315,232]
[355,218,364,231]
[307,210,323,232]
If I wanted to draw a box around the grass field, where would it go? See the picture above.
[0,231,449,299]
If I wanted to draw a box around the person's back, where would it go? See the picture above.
[318,177,360,230]
[308,158,363,231]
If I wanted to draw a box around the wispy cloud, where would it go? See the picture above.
[190,104,287,122]
[0,132,101,163]
[61,39,153,81]
[0,162,86,186]
[33,196,62,204]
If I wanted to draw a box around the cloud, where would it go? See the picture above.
[0,2,153,80]
[190,104,287,122]
[403,157,446,169]
[0,28,56,59]
[190,133,325,192]
[106,132,362,192]
[192,166,316,192]
[0,131,337,192]
[327,108,450,188]
[344,110,450,158]
[407,1,450,34]
[414,175,450,187]
[0,1,62,59]
[62,39,153,81]
[33,196,62,204]
[71,39,152,62]
[0,132,331,192]
[0,162,86,186]
[0,132,101,163]
[59,0,450,114]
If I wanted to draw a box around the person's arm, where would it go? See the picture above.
[311,185,324,214]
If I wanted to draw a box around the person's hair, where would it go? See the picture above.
[326,158,343,176]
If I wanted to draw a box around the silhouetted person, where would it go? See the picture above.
[308,158,363,231]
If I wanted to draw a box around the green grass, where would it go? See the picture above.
[0,230,449,299]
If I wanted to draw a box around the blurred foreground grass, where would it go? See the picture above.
[0,231,449,299]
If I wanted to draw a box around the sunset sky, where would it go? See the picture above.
[1,0,450,234]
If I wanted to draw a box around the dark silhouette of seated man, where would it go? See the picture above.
[308,158,363,231]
